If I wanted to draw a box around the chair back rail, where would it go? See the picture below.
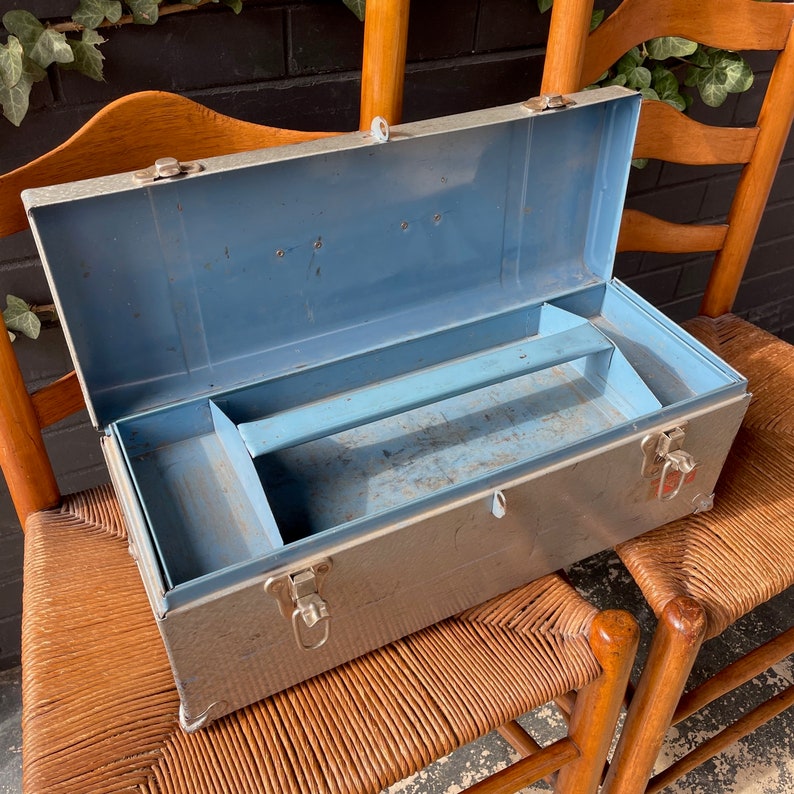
[543,0,794,317]
[0,0,409,525]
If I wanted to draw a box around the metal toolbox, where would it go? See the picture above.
[24,87,748,731]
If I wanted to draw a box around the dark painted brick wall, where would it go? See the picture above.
[0,0,791,667]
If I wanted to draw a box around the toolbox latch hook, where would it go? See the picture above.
[641,425,699,502]
[657,449,697,502]
[265,559,332,652]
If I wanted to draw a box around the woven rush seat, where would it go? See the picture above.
[22,484,613,793]
[615,314,794,639]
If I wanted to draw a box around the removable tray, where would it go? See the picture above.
[112,292,740,594]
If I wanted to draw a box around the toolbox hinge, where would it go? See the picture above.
[133,157,203,185]
[641,425,699,502]
[523,93,576,112]
[265,559,332,651]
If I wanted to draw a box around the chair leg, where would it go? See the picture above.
[556,609,639,794]
[602,596,708,794]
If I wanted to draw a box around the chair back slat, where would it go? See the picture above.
[0,91,336,239]
[31,373,84,429]
[634,101,758,166]
[583,0,794,85]
[617,210,727,255]
[543,0,794,320]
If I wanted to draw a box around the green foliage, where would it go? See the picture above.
[538,2,756,114]
[0,0,761,128]
[0,1,243,126]
[342,0,366,22]
[3,295,41,342]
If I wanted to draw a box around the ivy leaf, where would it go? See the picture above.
[342,0,366,21]
[2,10,44,50]
[590,9,604,31]
[716,51,754,94]
[650,65,687,111]
[687,46,711,69]
[0,36,24,89]
[220,0,244,13]
[691,49,753,107]
[3,295,41,340]
[603,73,628,87]
[625,65,652,90]
[64,29,106,81]
[639,86,660,101]
[0,59,43,126]
[645,36,698,61]
[616,47,653,90]
[30,29,74,70]
[72,0,123,28]
[696,67,729,107]
[616,47,644,72]
[127,0,160,25]
[632,158,649,169]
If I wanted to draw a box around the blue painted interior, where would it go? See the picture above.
[28,91,746,596]
[29,94,639,429]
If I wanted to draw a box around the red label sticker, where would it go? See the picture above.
[649,468,697,500]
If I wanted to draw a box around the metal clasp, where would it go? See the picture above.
[133,157,203,184]
[641,425,698,502]
[523,93,576,112]
[265,559,332,651]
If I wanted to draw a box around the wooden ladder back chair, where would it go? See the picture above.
[1,2,641,792]
[543,1,794,792]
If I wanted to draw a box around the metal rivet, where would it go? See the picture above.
[276,249,285,257]
[400,221,409,230]
[155,157,181,178]
[433,213,441,223]
[314,240,323,250]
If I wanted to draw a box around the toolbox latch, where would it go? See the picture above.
[133,157,203,185]
[265,559,332,651]
[641,425,698,502]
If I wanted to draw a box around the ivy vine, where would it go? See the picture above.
[0,1,243,126]
[3,294,55,341]
[538,0,758,112]
[0,0,763,128]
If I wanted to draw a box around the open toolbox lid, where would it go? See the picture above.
[23,86,641,428]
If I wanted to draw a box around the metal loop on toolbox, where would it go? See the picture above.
[657,450,697,502]
[292,608,331,651]
[370,116,390,142]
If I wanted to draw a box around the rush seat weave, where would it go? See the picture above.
[22,484,615,793]
[616,314,794,638]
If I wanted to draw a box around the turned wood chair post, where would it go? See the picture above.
[557,610,640,794]
[359,0,411,128]
[701,18,794,317]
[540,0,595,96]
[0,326,60,524]
[600,597,708,794]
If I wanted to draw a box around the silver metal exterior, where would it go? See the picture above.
[30,86,750,732]
[106,392,748,729]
